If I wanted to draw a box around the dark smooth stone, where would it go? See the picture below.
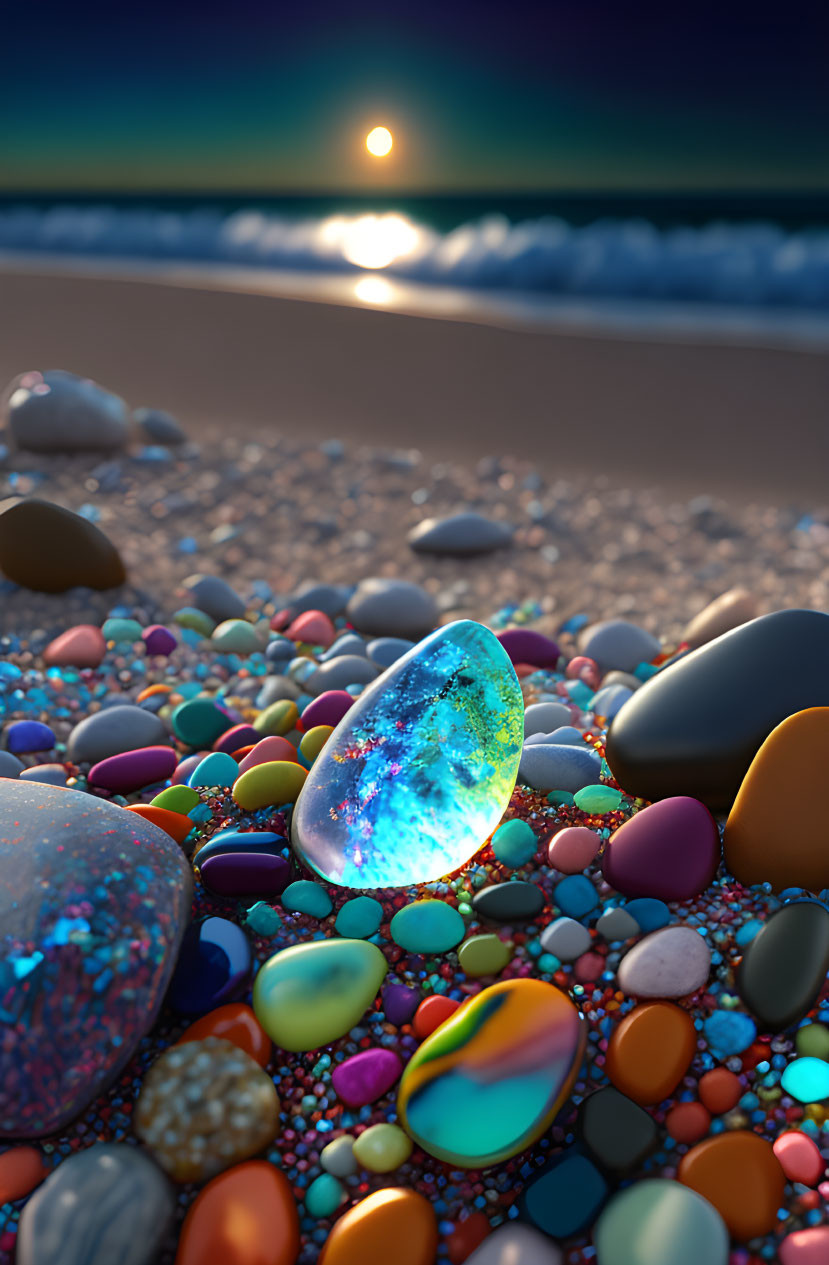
[382,982,420,1026]
[167,916,252,1014]
[517,1148,608,1237]
[576,1085,660,1174]
[17,1143,173,1265]
[182,573,246,622]
[737,900,829,1033]
[200,852,290,897]
[605,610,829,814]
[471,881,546,923]
[496,628,560,668]
[194,830,287,866]
[408,512,514,556]
[0,497,127,593]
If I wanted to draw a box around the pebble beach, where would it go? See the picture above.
[1,360,829,1265]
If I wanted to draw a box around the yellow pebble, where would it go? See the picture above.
[352,1123,413,1173]
[232,760,307,810]
[300,725,334,762]
[253,699,299,736]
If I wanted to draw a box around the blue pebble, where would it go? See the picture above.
[335,895,384,939]
[519,1149,608,1237]
[555,874,599,919]
[703,1010,757,1057]
[187,751,239,788]
[623,897,671,932]
[6,719,55,754]
[589,684,633,721]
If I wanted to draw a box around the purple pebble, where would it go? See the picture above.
[331,1048,403,1107]
[382,982,420,1026]
[88,745,178,793]
[496,629,560,669]
[213,723,260,754]
[200,851,291,897]
[603,795,720,901]
[142,625,178,656]
[301,690,354,730]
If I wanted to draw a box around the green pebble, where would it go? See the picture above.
[304,1173,345,1218]
[173,607,216,637]
[151,785,201,814]
[172,697,233,747]
[491,818,538,868]
[594,1180,728,1265]
[390,899,465,954]
[211,618,262,654]
[102,617,143,643]
[253,699,299,736]
[281,880,333,919]
[547,790,575,807]
[245,902,283,936]
[573,784,624,813]
[335,896,383,939]
[796,1023,829,1060]
[458,934,513,977]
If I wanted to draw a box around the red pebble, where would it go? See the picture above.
[573,952,604,983]
[413,995,460,1039]
[447,1212,491,1264]
[773,1132,825,1186]
[699,1067,742,1115]
[0,1147,47,1202]
[285,610,336,648]
[666,1101,711,1144]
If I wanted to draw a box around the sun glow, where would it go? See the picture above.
[366,126,393,157]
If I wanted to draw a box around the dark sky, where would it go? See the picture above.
[3,0,829,192]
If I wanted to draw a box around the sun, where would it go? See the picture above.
[366,126,393,158]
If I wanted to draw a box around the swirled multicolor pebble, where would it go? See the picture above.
[390,899,465,953]
[232,760,307,809]
[252,937,387,1051]
[397,978,585,1167]
[318,1189,437,1265]
[174,1161,299,1265]
[135,1037,280,1182]
[352,1123,413,1172]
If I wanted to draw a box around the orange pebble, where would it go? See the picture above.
[319,1189,437,1265]
[175,1160,299,1265]
[137,683,173,702]
[773,1131,824,1186]
[698,1067,742,1115]
[237,736,298,774]
[126,804,193,844]
[413,995,461,1040]
[177,1003,272,1068]
[605,1002,696,1106]
[678,1131,785,1240]
[231,745,256,763]
[447,1211,491,1264]
[0,1146,47,1203]
[665,1101,711,1144]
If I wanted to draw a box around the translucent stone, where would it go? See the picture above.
[291,620,523,888]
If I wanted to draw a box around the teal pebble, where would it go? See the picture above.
[188,751,239,788]
[102,617,143,643]
[781,1056,829,1103]
[245,902,283,936]
[281,880,333,919]
[335,896,384,939]
[547,790,575,807]
[390,899,465,954]
[172,698,233,747]
[573,784,624,813]
[188,803,213,823]
[491,818,538,868]
[304,1173,344,1218]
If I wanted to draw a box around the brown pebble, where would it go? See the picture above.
[678,1130,785,1240]
[682,588,757,649]
[0,497,126,593]
[605,1001,696,1105]
[698,1067,742,1115]
[724,707,829,893]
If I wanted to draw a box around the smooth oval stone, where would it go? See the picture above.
[306,655,379,696]
[0,1146,47,1203]
[382,981,420,1026]
[780,1056,829,1103]
[796,1023,829,1059]
[252,937,387,1051]
[471,880,545,923]
[200,852,291,897]
[547,826,601,873]
[286,608,337,647]
[540,917,592,962]
[351,1123,413,1172]
[19,762,66,786]
[683,587,757,650]
[678,1131,785,1240]
[594,1180,729,1265]
[88,744,177,793]
[780,1228,829,1265]
[175,1160,299,1265]
[6,720,55,753]
[518,1148,608,1238]
[346,577,438,638]
[397,977,585,1167]
[318,1189,437,1265]
[573,783,624,813]
[134,406,186,444]
[580,619,660,673]
[211,618,263,654]
[67,703,167,764]
[213,723,261,754]
[183,573,246,622]
[577,1085,658,1174]
[0,750,24,778]
[319,632,367,662]
[606,1002,696,1105]
[458,934,513,976]
[523,701,572,735]
[595,906,641,942]
[408,512,513,555]
[194,829,287,866]
[167,916,252,1014]
[136,1037,280,1182]
[702,1009,756,1057]
[366,636,416,668]
[390,899,465,953]
[603,797,719,901]
[491,817,538,868]
[466,1224,563,1265]
[233,760,307,809]
[305,1172,345,1217]
[293,620,523,888]
[142,623,178,655]
[42,624,107,668]
[320,1135,358,1177]
[299,725,333,762]
[606,610,829,813]
[102,616,142,643]
[237,735,298,773]
[177,1002,272,1067]
[0,781,191,1137]
[737,900,829,1032]
[188,750,239,788]
[281,878,333,918]
[724,708,829,892]
[6,369,128,451]
[0,497,126,592]
[17,1143,173,1265]
[497,629,560,669]
[301,691,354,730]
[332,1048,403,1107]
[617,926,711,998]
[519,742,602,793]
[172,697,234,747]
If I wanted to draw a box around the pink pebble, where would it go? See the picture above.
[237,735,298,773]
[565,655,601,689]
[573,951,604,983]
[547,826,601,873]
[285,609,336,648]
[172,752,210,784]
[773,1132,824,1186]
[780,1227,829,1265]
[301,690,353,730]
[819,1181,829,1201]
[42,624,106,669]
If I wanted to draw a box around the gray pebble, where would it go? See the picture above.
[0,750,23,778]
[289,582,353,619]
[465,1223,562,1265]
[602,670,643,691]
[320,1134,358,1177]
[408,511,514,556]
[305,655,379,696]
[596,907,641,941]
[580,619,660,673]
[346,578,438,638]
[256,675,302,708]
[523,726,584,748]
[182,573,246,622]
[523,700,572,737]
[319,633,368,662]
[518,742,602,792]
[5,370,129,453]
[67,705,168,764]
[590,684,633,721]
[20,763,67,787]
[17,1143,173,1265]
[132,407,187,445]
[617,925,711,998]
[540,917,593,961]
[366,636,416,668]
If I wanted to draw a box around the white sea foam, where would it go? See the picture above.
[1,205,829,308]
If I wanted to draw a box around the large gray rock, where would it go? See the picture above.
[408,511,514,555]
[346,578,438,638]
[67,703,168,764]
[182,573,246,623]
[17,1144,174,1265]
[4,370,129,452]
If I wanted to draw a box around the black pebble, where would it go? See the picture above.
[737,899,829,1032]
[577,1085,659,1175]
[605,609,829,813]
[471,881,545,923]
